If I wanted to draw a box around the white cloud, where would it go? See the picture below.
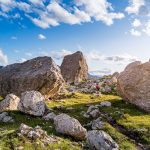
[11,36,17,40]
[0,0,124,28]
[132,19,141,27]
[25,52,32,57]
[19,58,27,63]
[75,0,124,26]
[0,49,8,65]
[28,0,44,6]
[87,51,138,63]
[143,20,150,36]
[51,49,72,60]
[125,0,145,14]
[130,28,141,36]
[38,34,46,40]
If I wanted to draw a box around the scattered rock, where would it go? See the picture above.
[87,130,119,150]
[100,101,112,107]
[87,105,98,114]
[117,61,150,112]
[0,94,20,112]
[18,124,57,145]
[61,51,88,83]
[54,113,87,140]
[42,112,56,121]
[0,112,14,123]
[83,113,90,118]
[92,118,105,130]
[89,109,100,118]
[18,91,46,116]
[0,57,64,99]
[86,105,100,118]
[66,107,74,111]
[55,105,66,111]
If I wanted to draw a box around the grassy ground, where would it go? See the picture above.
[0,92,150,150]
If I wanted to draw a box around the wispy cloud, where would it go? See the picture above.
[38,34,46,40]
[0,49,8,65]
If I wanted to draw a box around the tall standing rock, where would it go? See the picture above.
[0,57,64,99]
[117,61,150,112]
[60,51,88,83]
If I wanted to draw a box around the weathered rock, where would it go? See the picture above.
[0,94,20,112]
[89,109,100,118]
[18,91,46,116]
[42,112,56,121]
[0,112,14,122]
[87,130,119,150]
[87,105,99,114]
[18,124,57,145]
[92,118,105,130]
[86,105,100,118]
[100,101,111,107]
[54,113,87,140]
[0,57,64,98]
[61,51,88,83]
[117,61,150,112]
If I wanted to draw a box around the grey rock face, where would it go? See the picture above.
[61,51,88,83]
[54,113,87,140]
[18,91,46,116]
[87,130,119,150]
[0,94,20,112]
[0,57,64,99]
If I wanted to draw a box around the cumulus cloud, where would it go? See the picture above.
[126,0,150,37]
[38,34,46,40]
[132,19,141,27]
[125,0,145,14]
[130,28,141,36]
[0,0,124,28]
[143,20,150,36]
[0,49,8,65]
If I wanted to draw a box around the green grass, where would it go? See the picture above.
[0,92,150,150]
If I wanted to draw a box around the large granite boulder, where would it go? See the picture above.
[18,91,46,116]
[87,130,119,150]
[0,57,64,98]
[54,113,87,140]
[117,61,150,112]
[0,94,20,112]
[60,51,88,83]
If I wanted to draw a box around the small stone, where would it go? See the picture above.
[42,112,56,121]
[92,118,105,130]
[89,109,100,118]
[0,112,14,123]
[100,101,112,107]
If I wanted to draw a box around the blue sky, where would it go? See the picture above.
[0,0,150,75]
